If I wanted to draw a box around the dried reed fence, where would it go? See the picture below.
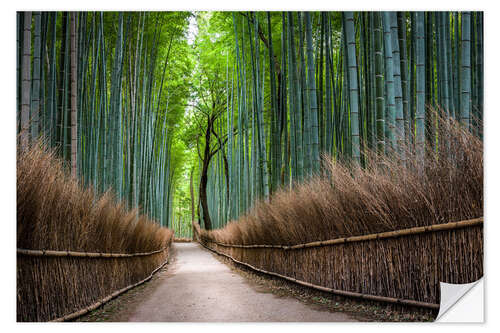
[174,237,193,243]
[197,218,482,308]
[17,245,172,322]
[17,142,174,322]
[197,116,483,310]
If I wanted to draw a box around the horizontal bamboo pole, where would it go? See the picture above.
[199,241,440,310]
[17,244,170,258]
[50,248,172,322]
[204,217,483,250]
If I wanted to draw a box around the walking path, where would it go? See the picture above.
[124,242,358,322]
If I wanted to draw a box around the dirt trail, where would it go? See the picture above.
[123,242,358,322]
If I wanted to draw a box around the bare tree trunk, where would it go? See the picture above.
[70,12,77,178]
[20,12,32,149]
[199,119,213,230]
[199,158,212,230]
[190,167,195,237]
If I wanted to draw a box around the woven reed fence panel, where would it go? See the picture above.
[17,242,171,322]
[200,224,483,307]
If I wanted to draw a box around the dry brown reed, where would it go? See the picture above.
[200,115,483,309]
[204,115,483,246]
[17,141,174,322]
[174,238,193,243]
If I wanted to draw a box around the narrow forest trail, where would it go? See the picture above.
[116,243,359,322]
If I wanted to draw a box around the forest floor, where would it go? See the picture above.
[77,242,435,322]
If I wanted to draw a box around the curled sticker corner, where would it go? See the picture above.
[435,277,483,322]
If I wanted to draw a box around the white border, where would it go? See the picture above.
[1,1,497,332]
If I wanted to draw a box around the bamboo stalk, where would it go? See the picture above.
[31,12,41,141]
[20,11,32,149]
[344,12,361,164]
[460,12,472,129]
[415,12,426,162]
[70,12,78,178]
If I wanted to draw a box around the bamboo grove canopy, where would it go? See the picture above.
[16,11,483,231]
[17,12,192,229]
[197,11,482,230]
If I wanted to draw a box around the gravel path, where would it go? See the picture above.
[124,242,358,322]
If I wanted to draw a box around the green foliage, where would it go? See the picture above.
[17,11,484,235]
[185,11,484,230]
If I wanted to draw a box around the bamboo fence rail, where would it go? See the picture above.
[17,246,168,258]
[201,217,483,249]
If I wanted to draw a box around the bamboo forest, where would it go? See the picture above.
[16,11,484,323]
